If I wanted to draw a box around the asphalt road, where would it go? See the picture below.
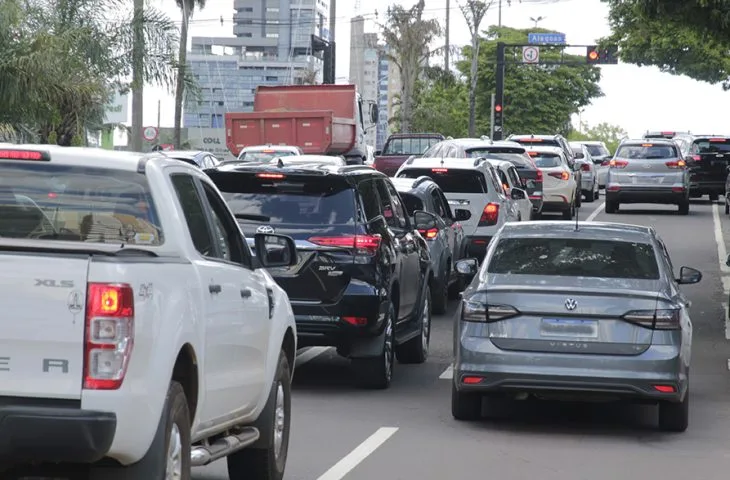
[194,194,730,480]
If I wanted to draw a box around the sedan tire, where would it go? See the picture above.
[658,390,689,432]
[451,383,481,421]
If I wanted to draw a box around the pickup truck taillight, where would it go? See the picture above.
[83,283,135,390]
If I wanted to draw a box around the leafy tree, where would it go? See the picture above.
[457,26,603,137]
[380,0,441,132]
[459,1,490,137]
[173,0,206,149]
[601,0,730,89]
[409,67,469,136]
[568,122,627,154]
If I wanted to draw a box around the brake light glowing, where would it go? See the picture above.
[462,376,483,384]
[601,159,611,166]
[609,159,628,168]
[660,131,674,135]
[692,155,701,161]
[431,168,448,173]
[308,235,382,254]
[580,163,591,172]
[479,202,499,226]
[342,316,368,326]
[641,144,654,147]
[418,228,439,239]
[262,149,276,153]
[548,171,570,181]
[0,149,49,161]
[653,385,676,393]
[535,169,543,182]
[84,283,135,390]
[527,151,539,156]
[665,160,686,169]
[520,138,543,142]
[709,138,727,142]
[256,173,286,179]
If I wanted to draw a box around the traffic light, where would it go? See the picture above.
[493,103,503,126]
[586,45,618,65]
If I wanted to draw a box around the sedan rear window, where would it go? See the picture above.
[488,237,660,279]
[528,153,562,168]
[397,168,487,193]
[0,163,163,245]
[615,144,678,159]
[585,144,610,157]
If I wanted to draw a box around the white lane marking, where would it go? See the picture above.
[439,365,454,379]
[295,346,329,367]
[712,203,730,274]
[585,202,606,222]
[723,302,730,340]
[316,427,399,480]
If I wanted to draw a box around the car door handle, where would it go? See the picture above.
[209,284,222,294]
[240,288,252,299]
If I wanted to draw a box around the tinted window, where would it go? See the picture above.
[200,181,246,264]
[691,139,730,154]
[483,153,534,169]
[429,189,447,217]
[400,192,424,216]
[383,137,441,156]
[529,153,562,168]
[358,179,382,221]
[214,175,356,226]
[171,174,213,255]
[585,144,610,157]
[513,138,560,148]
[616,144,678,159]
[0,163,163,245]
[238,151,297,162]
[397,168,487,193]
[488,237,660,279]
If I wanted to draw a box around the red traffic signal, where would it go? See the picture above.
[586,45,618,64]
[586,46,600,63]
[495,104,502,112]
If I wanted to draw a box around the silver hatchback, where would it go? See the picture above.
[605,139,690,214]
[452,221,702,432]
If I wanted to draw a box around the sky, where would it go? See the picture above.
[141,0,730,139]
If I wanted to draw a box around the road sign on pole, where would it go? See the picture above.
[142,126,159,142]
[528,32,566,44]
[522,46,540,64]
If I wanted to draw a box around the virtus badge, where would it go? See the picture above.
[564,298,577,311]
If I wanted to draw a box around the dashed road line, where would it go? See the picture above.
[315,427,399,480]
[439,365,453,380]
[723,302,730,341]
[585,202,605,222]
[295,346,329,367]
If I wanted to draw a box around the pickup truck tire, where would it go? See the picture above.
[395,287,431,364]
[87,381,191,480]
[352,304,395,389]
[228,350,291,480]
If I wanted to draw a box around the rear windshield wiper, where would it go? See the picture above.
[235,213,271,222]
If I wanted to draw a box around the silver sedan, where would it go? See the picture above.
[451,221,702,432]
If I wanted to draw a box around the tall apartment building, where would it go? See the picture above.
[376,48,390,149]
[348,16,380,147]
[184,0,330,128]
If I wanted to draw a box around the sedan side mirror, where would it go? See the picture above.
[454,208,471,221]
[254,233,298,268]
[677,266,702,285]
[510,187,527,200]
[413,210,439,231]
[455,258,479,280]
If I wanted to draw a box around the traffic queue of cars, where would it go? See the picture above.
[0,131,710,478]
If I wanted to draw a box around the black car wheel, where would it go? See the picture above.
[396,287,431,364]
[352,304,395,389]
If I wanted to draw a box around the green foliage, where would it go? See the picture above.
[409,67,469,137]
[601,0,730,89]
[567,122,628,154]
[409,26,603,137]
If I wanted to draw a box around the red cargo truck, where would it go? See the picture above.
[225,84,378,165]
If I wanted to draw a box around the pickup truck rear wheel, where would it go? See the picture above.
[228,350,291,480]
[352,304,395,389]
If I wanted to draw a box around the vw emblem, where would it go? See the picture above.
[256,225,275,234]
[564,298,577,311]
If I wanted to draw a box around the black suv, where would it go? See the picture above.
[205,163,433,389]
[679,135,730,201]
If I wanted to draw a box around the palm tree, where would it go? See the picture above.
[173,0,206,149]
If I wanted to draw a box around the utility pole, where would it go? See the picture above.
[498,0,502,27]
[493,42,506,140]
[329,0,336,82]
[490,93,496,139]
[445,0,450,71]
[130,0,144,152]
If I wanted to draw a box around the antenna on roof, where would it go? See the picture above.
[277,158,284,168]
[574,192,580,231]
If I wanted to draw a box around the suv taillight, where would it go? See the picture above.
[84,283,135,390]
[665,160,686,169]
[609,159,628,168]
[548,171,570,181]
[309,235,382,254]
[580,163,591,172]
[479,203,499,226]
[535,169,543,182]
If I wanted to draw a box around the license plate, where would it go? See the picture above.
[540,318,598,338]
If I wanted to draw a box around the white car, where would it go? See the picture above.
[524,145,580,219]
[0,145,298,479]
[569,142,600,202]
[394,156,526,259]
[236,144,302,163]
[485,158,533,221]
[575,141,612,188]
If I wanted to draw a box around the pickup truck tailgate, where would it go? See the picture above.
[0,254,87,399]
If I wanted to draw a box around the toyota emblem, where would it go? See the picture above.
[564,298,577,311]
[256,225,275,234]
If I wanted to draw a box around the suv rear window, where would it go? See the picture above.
[213,174,356,226]
[482,153,534,169]
[615,144,678,159]
[0,163,163,245]
[397,168,487,193]
[238,151,297,162]
[528,152,562,168]
[691,138,730,154]
[513,138,560,148]
[488,237,660,279]
[382,137,440,156]
[585,144,610,157]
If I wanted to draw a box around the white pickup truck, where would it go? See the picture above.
[0,145,298,479]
